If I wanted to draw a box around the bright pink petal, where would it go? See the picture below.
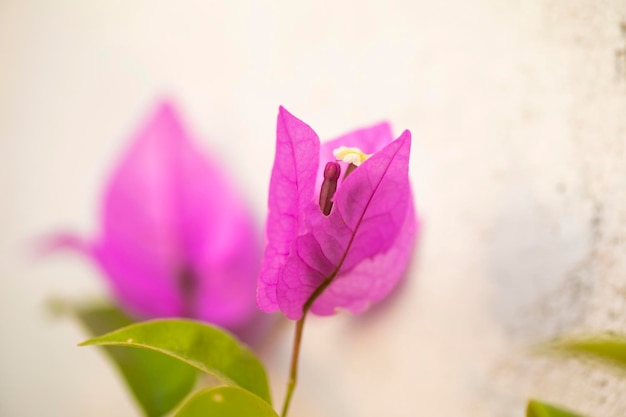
[94,101,260,328]
[167,114,261,328]
[257,107,320,312]
[91,102,186,318]
[316,130,412,270]
[93,241,180,318]
[311,199,418,315]
[276,233,334,319]
[276,131,413,319]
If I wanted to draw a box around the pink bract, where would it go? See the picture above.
[48,101,261,333]
[258,107,418,320]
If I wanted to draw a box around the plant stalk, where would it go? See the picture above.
[280,316,306,417]
[280,271,337,417]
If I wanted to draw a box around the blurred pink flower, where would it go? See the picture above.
[257,107,418,320]
[48,101,262,333]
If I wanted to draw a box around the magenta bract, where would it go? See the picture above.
[48,101,261,332]
[258,107,418,320]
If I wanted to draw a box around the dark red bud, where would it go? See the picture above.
[319,161,341,216]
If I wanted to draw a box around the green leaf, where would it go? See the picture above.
[80,318,272,405]
[74,304,197,417]
[175,386,278,417]
[527,399,587,417]
[543,334,626,370]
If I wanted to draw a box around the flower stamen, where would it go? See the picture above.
[333,146,371,179]
[318,162,341,215]
[332,146,371,166]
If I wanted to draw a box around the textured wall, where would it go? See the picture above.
[1,1,625,416]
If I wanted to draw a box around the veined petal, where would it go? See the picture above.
[257,107,320,312]
[277,233,334,319]
[277,131,413,319]
[316,130,411,270]
[311,199,418,316]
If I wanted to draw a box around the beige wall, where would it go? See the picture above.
[1,1,625,416]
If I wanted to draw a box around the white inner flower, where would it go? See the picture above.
[332,146,371,166]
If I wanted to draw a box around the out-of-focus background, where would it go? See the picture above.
[2,1,626,416]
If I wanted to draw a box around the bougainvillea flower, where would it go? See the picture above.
[257,107,418,320]
[48,101,261,333]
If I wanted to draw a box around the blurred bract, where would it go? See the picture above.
[47,101,262,336]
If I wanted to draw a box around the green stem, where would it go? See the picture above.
[280,317,306,417]
[280,272,338,417]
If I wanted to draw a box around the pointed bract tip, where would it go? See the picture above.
[153,99,180,122]
[139,99,189,146]
[277,106,299,123]
[398,129,412,143]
